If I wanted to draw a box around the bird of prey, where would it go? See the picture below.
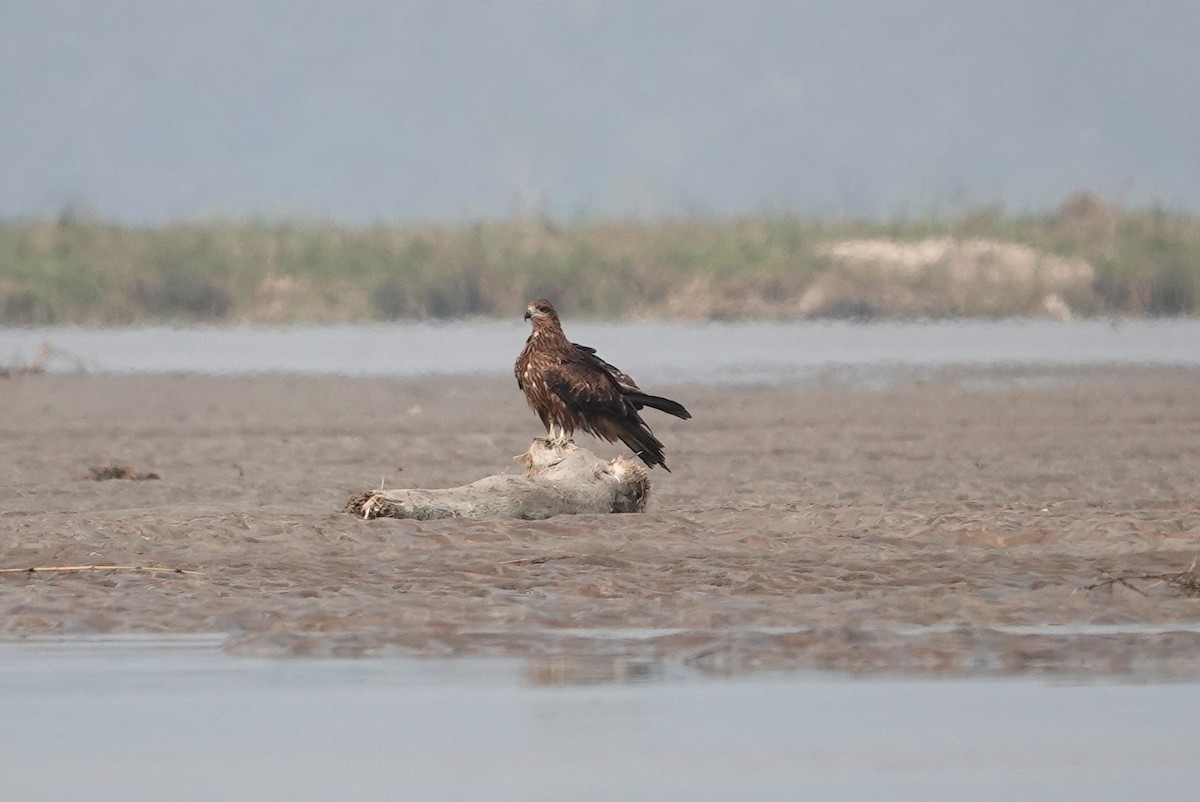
[515,298,691,470]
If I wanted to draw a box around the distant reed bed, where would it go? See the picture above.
[1,194,1197,324]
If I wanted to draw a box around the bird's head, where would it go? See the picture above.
[524,298,559,325]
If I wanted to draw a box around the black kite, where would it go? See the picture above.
[515,298,691,470]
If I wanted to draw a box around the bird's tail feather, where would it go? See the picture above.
[626,392,691,420]
[615,419,671,472]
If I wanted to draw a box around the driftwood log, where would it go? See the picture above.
[344,440,650,520]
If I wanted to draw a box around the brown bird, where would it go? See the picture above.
[515,298,691,470]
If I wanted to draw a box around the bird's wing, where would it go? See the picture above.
[571,342,640,393]
[544,349,627,413]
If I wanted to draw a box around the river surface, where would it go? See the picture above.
[2,318,1198,381]
[1,637,1198,802]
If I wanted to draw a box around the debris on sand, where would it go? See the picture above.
[0,343,88,378]
[82,461,161,481]
[1084,558,1200,598]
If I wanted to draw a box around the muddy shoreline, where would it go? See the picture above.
[2,367,1199,676]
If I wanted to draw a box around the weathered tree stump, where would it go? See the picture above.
[343,440,650,520]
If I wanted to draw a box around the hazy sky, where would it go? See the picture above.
[3,0,1198,223]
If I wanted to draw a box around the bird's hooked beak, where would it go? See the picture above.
[525,301,553,322]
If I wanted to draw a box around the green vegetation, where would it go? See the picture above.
[1,194,1198,324]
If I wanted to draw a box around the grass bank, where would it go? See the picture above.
[1,194,1197,324]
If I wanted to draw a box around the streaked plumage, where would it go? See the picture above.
[515,298,691,470]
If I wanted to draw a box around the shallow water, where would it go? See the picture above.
[2,318,1199,381]
[1,637,1198,802]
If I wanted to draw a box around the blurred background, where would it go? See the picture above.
[3,0,1199,323]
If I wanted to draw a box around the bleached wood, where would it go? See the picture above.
[344,440,650,520]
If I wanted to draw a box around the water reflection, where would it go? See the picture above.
[524,656,663,686]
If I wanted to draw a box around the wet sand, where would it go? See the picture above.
[2,367,1200,676]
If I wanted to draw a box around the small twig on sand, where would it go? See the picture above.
[1084,568,1149,596]
[1085,559,1200,597]
[0,564,201,576]
[500,554,570,566]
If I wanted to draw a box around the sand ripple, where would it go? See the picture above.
[2,368,1200,676]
